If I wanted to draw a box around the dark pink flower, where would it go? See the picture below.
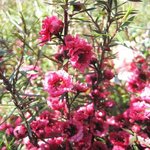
[74,128,92,150]
[126,78,146,93]
[65,35,93,72]
[104,69,114,80]
[91,141,108,150]
[39,16,64,46]
[90,118,108,137]
[43,70,73,97]
[30,110,62,139]
[63,119,83,142]
[24,136,64,150]
[30,119,49,138]
[110,131,130,147]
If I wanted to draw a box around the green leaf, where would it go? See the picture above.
[121,16,135,28]
[0,49,7,56]
[71,17,90,23]
[116,32,124,44]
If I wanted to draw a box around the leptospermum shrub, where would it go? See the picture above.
[0,0,150,150]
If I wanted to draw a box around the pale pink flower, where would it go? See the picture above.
[137,132,150,148]
[43,70,73,97]
[113,45,142,80]
[20,65,41,81]
[141,85,150,101]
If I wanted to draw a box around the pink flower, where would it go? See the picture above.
[91,141,108,150]
[74,128,92,150]
[106,114,126,128]
[30,110,62,139]
[0,122,7,131]
[103,69,114,80]
[35,137,63,150]
[104,99,116,108]
[123,55,150,93]
[20,65,41,81]
[86,73,98,85]
[65,35,93,72]
[1,146,7,150]
[47,97,68,112]
[63,119,83,142]
[24,137,63,150]
[38,110,60,121]
[73,81,88,93]
[110,131,130,147]
[73,103,94,121]
[137,132,150,148]
[30,119,49,138]
[13,124,27,139]
[141,85,150,102]
[39,16,64,46]
[131,124,141,133]
[123,97,150,122]
[112,145,126,150]
[43,70,73,97]
[90,118,108,137]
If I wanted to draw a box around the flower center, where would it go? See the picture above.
[54,78,63,88]
[78,53,85,63]
[65,124,77,137]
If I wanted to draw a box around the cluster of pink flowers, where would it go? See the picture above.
[1,15,150,150]
[126,56,150,93]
